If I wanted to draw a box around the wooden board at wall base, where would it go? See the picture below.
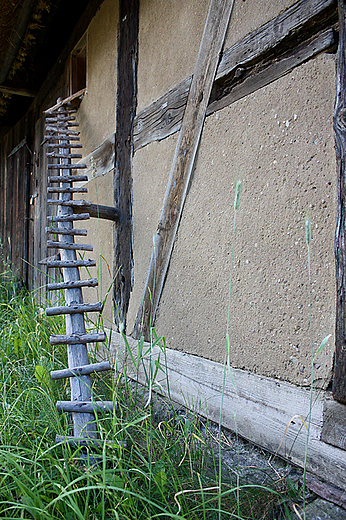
[101,330,346,490]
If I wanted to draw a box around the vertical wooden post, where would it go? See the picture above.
[333,0,346,403]
[113,0,139,332]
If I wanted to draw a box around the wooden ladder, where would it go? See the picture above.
[42,103,114,450]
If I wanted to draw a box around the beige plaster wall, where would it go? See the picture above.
[137,0,209,111]
[77,0,118,155]
[132,53,336,388]
[72,0,118,325]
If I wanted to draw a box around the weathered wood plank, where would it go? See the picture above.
[50,332,106,345]
[46,302,102,316]
[133,0,337,151]
[108,331,346,489]
[75,134,115,181]
[51,360,110,380]
[305,474,346,509]
[133,0,235,339]
[46,153,83,159]
[73,203,120,222]
[43,259,96,268]
[47,187,87,193]
[47,163,87,169]
[47,240,93,251]
[48,175,88,182]
[321,399,346,449]
[113,0,139,331]
[46,226,88,236]
[47,199,92,206]
[333,0,346,404]
[46,143,83,149]
[47,213,90,222]
[56,401,114,413]
[47,278,98,291]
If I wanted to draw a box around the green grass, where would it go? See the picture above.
[0,257,297,519]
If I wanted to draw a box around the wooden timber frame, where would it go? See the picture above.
[42,100,114,450]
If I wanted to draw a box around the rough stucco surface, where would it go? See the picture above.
[224,0,297,49]
[152,54,336,388]
[137,0,209,112]
[72,0,118,323]
[77,0,118,156]
[127,135,178,331]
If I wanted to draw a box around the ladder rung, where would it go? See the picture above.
[45,116,76,122]
[47,199,91,207]
[47,241,93,251]
[56,401,115,414]
[49,332,106,345]
[45,135,80,141]
[50,361,110,379]
[46,153,83,159]
[48,175,88,183]
[46,227,88,236]
[47,187,88,193]
[46,127,80,135]
[46,302,102,316]
[43,259,96,268]
[46,144,83,149]
[55,435,125,448]
[47,213,90,223]
[48,164,87,169]
[47,278,98,291]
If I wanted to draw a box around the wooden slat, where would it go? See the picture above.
[133,0,235,338]
[46,302,102,316]
[133,0,337,151]
[46,153,83,159]
[47,213,90,222]
[46,127,80,135]
[51,361,111,380]
[321,400,346,450]
[56,400,115,413]
[44,135,81,141]
[48,175,88,182]
[47,240,93,251]
[74,134,115,181]
[49,332,106,345]
[333,0,346,404]
[47,199,92,206]
[44,88,87,113]
[47,163,87,169]
[43,258,96,268]
[46,226,88,236]
[47,187,88,193]
[47,278,98,291]
[46,144,83,149]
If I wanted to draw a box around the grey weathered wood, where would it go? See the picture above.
[45,135,81,141]
[47,213,90,222]
[46,153,83,159]
[111,331,346,489]
[305,474,346,509]
[46,226,88,236]
[133,0,337,151]
[43,258,96,268]
[50,332,106,345]
[73,203,120,222]
[47,240,93,251]
[207,28,335,114]
[321,399,346,449]
[44,88,87,113]
[47,278,98,291]
[113,0,139,331]
[48,175,88,182]
[46,127,80,135]
[47,143,83,149]
[56,400,115,413]
[48,163,87,169]
[333,0,346,404]
[133,0,235,338]
[47,199,92,206]
[51,360,111,380]
[46,302,102,316]
[47,187,88,193]
[75,134,115,181]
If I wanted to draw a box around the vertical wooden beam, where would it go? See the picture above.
[333,0,346,403]
[113,0,139,331]
[133,0,235,340]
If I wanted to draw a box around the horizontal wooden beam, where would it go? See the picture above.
[47,278,98,291]
[50,332,106,345]
[56,400,115,413]
[46,302,102,316]
[0,85,36,97]
[47,240,93,251]
[133,0,337,151]
[46,227,88,236]
[50,360,111,380]
[73,203,120,222]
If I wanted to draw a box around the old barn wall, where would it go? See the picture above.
[128,0,337,388]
